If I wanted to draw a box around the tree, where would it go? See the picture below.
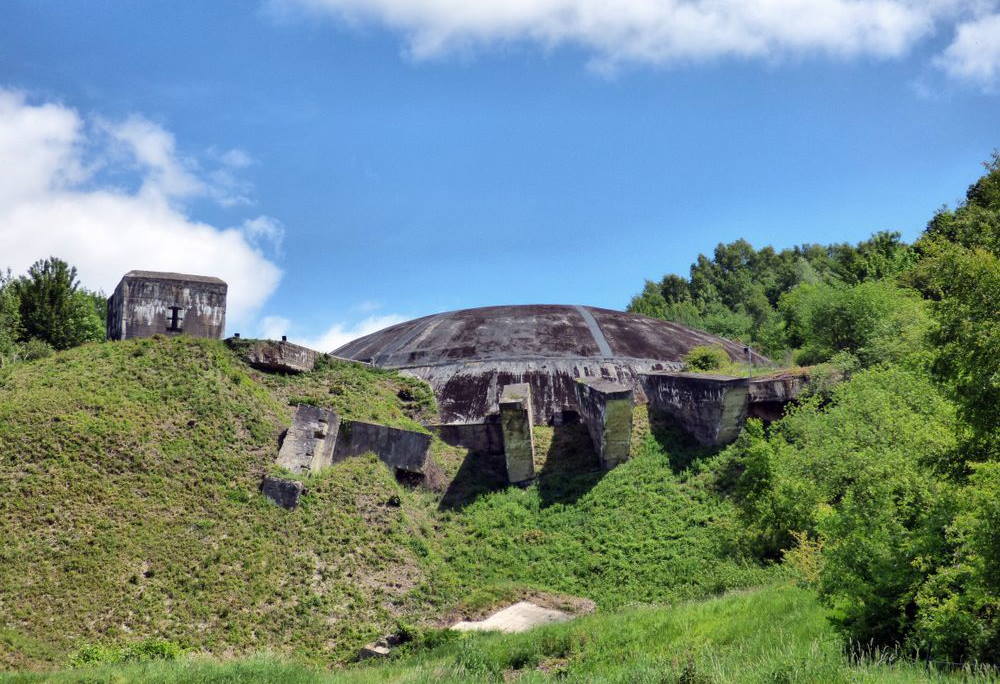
[0,270,21,361]
[13,257,104,350]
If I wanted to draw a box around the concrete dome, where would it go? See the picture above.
[334,305,767,424]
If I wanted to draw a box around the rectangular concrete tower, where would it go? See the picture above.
[500,383,536,484]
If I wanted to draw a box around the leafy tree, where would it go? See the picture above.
[0,270,21,362]
[627,232,915,354]
[13,257,104,351]
[778,280,929,368]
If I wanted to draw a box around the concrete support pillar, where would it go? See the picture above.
[500,383,535,484]
[574,379,635,470]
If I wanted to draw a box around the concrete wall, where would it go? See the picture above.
[107,271,227,341]
[333,420,432,474]
[400,357,680,425]
[276,404,340,475]
[499,383,535,484]
[642,372,749,446]
[429,420,504,455]
[574,378,634,470]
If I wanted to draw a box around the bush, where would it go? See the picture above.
[70,638,183,666]
[18,338,54,361]
[779,280,930,368]
[683,345,730,371]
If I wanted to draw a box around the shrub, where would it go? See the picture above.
[683,345,730,371]
[18,338,54,361]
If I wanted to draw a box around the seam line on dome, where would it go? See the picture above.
[574,306,614,358]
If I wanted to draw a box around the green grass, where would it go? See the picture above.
[0,337,432,669]
[7,585,992,683]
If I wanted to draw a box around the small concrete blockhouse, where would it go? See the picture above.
[107,271,227,341]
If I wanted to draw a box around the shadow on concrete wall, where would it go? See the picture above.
[437,422,605,511]
[536,422,603,508]
[646,408,722,474]
[438,450,508,511]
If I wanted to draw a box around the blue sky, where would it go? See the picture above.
[1,0,998,348]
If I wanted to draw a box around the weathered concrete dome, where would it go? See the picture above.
[334,305,767,424]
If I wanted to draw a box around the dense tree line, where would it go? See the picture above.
[628,230,919,363]
[0,257,105,366]
[663,153,1000,665]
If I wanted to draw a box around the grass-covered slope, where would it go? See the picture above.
[0,336,785,674]
[9,585,987,683]
[0,337,433,669]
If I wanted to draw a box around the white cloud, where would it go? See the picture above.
[241,215,286,254]
[279,0,988,70]
[258,313,408,351]
[258,314,292,339]
[936,13,1000,87]
[0,89,281,327]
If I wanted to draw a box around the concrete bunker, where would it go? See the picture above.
[107,270,227,341]
[333,305,808,480]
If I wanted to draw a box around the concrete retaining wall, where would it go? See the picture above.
[333,420,432,474]
[399,357,678,425]
[429,421,504,455]
[642,372,749,446]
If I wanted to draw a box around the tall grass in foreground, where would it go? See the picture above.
[9,585,996,683]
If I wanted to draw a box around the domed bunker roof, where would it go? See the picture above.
[333,304,765,368]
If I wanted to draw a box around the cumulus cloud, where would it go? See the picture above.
[0,89,281,327]
[241,215,286,254]
[936,13,1000,87]
[279,0,992,70]
[258,312,408,351]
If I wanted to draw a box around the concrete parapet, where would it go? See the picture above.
[333,420,432,475]
[276,404,340,475]
[641,372,749,446]
[500,383,535,484]
[230,338,322,373]
[574,378,634,470]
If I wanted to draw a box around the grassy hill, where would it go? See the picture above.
[7,585,989,683]
[3,336,977,681]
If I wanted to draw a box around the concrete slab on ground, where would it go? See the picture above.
[451,601,572,633]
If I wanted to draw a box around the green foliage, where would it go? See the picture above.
[719,366,957,559]
[15,338,54,362]
[70,639,183,666]
[0,270,21,363]
[909,462,1000,663]
[919,245,1000,459]
[778,280,930,368]
[626,231,915,355]
[10,257,104,351]
[682,344,730,371]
